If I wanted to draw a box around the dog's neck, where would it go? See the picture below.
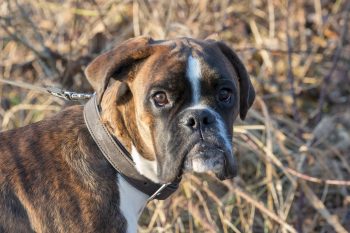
[100,87,160,183]
[117,173,148,233]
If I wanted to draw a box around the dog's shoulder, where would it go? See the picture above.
[0,105,85,182]
[0,105,83,165]
[0,105,127,232]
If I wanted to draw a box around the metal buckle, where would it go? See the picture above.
[147,183,170,202]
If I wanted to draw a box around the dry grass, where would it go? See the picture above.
[1,0,350,232]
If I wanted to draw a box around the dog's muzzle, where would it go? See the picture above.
[180,108,238,180]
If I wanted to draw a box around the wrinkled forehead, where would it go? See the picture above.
[132,38,238,92]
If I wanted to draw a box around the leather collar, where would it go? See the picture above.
[83,95,180,201]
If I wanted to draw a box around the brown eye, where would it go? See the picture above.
[218,88,232,102]
[152,91,169,107]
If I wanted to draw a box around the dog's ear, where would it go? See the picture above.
[85,36,155,103]
[216,41,255,120]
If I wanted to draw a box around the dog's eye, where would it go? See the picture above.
[218,88,232,103]
[152,91,169,107]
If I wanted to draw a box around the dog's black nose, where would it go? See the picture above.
[183,109,215,130]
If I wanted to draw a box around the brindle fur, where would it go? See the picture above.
[0,107,126,232]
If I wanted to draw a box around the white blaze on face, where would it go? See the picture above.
[210,108,233,153]
[186,55,202,104]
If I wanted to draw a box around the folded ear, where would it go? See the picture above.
[85,36,155,103]
[216,41,255,120]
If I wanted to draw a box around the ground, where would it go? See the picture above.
[0,0,349,232]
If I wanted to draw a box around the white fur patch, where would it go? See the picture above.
[186,55,202,104]
[131,146,160,183]
[118,174,148,233]
[192,156,224,173]
[215,112,233,153]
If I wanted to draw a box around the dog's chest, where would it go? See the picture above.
[117,174,149,233]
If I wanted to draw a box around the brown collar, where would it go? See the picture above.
[83,95,180,201]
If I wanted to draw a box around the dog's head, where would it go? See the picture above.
[85,36,255,184]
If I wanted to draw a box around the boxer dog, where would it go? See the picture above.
[0,36,255,233]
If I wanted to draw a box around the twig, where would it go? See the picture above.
[14,0,46,50]
[0,14,60,77]
[0,17,44,59]
[316,1,350,123]
[285,167,350,186]
[286,0,300,122]
[267,0,275,38]
[301,181,348,233]
[224,183,297,233]
[133,0,141,36]
[249,19,273,70]
[91,0,112,36]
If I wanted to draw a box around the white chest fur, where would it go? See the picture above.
[117,174,149,233]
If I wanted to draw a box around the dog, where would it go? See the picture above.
[0,36,255,233]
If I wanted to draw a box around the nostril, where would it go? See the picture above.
[202,114,214,125]
[203,116,210,125]
[184,111,215,129]
[187,117,196,127]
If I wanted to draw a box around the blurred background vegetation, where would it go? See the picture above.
[0,0,349,232]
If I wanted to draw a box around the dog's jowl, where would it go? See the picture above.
[0,37,255,233]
